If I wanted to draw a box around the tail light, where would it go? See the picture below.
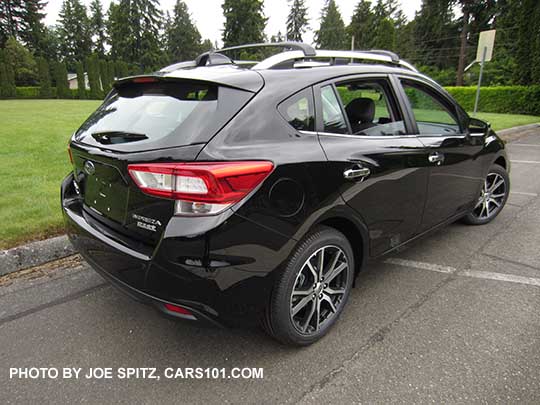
[128,161,274,216]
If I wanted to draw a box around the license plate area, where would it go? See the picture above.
[84,160,128,224]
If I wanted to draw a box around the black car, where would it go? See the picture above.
[61,43,509,346]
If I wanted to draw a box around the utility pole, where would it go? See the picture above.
[457,1,471,86]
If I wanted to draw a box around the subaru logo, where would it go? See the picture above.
[84,160,95,175]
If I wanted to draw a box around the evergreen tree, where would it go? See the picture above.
[315,0,347,49]
[0,62,17,98]
[348,1,375,49]
[86,54,102,99]
[286,0,309,42]
[99,58,112,92]
[54,61,70,98]
[76,61,86,99]
[57,0,92,68]
[165,0,202,63]
[37,56,52,98]
[372,0,396,50]
[3,37,38,85]
[222,0,267,47]
[514,0,537,84]
[20,0,47,53]
[0,1,24,47]
[200,38,214,52]
[413,0,458,69]
[90,0,107,57]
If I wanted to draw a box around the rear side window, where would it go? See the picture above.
[74,80,253,150]
[278,88,315,131]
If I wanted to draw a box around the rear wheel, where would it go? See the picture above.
[264,226,354,346]
[462,164,509,225]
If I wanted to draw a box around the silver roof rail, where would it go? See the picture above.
[252,50,418,72]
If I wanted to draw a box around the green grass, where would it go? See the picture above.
[0,100,100,249]
[0,99,539,249]
[472,112,540,131]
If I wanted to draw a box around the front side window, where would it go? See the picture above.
[320,85,348,134]
[335,80,405,136]
[278,88,315,131]
[401,81,461,135]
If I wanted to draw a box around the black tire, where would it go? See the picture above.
[263,226,354,346]
[462,163,510,225]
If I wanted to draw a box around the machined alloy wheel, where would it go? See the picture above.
[472,172,507,220]
[290,245,350,335]
[463,164,509,225]
[264,226,354,346]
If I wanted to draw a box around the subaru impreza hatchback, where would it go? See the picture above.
[62,43,509,345]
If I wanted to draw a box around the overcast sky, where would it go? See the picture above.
[44,0,423,47]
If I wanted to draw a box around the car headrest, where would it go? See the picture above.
[345,97,375,124]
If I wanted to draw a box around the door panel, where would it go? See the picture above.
[316,78,429,257]
[399,79,484,231]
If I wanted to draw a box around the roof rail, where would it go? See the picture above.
[252,49,418,72]
[215,42,316,57]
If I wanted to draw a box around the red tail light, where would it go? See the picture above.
[128,161,273,215]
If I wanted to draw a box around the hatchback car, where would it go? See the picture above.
[62,42,509,346]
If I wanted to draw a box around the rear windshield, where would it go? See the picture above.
[74,80,253,151]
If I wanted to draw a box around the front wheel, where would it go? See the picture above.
[462,163,510,225]
[263,226,354,346]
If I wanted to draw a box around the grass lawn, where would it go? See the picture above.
[0,100,100,249]
[0,99,539,250]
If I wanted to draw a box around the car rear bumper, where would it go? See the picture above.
[61,173,293,327]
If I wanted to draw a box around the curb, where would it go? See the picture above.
[0,235,76,277]
[1,123,539,278]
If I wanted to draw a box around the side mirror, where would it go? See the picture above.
[468,117,490,136]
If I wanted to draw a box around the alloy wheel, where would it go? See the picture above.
[289,245,350,335]
[472,172,507,220]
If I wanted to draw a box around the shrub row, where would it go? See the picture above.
[6,85,540,116]
[445,86,540,116]
[14,86,98,99]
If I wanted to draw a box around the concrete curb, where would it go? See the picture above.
[1,123,538,278]
[498,123,540,142]
[0,235,75,277]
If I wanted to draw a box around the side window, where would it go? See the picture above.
[402,81,461,135]
[320,85,349,134]
[277,88,315,131]
[335,80,405,136]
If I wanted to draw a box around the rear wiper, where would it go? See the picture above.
[91,131,148,144]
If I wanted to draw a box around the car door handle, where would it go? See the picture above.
[343,166,370,180]
[428,152,445,164]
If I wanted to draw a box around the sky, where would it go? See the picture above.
[44,0,423,47]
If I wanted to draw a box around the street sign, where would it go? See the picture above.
[476,29,496,62]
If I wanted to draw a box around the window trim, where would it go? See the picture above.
[276,86,316,133]
[314,73,415,138]
[396,76,467,136]
[320,83,352,135]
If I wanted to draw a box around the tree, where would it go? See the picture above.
[20,0,47,53]
[315,0,347,49]
[57,0,92,68]
[89,0,107,57]
[286,0,309,42]
[86,54,101,99]
[348,1,375,49]
[37,56,52,98]
[0,1,24,47]
[222,0,267,47]
[371,0,396,50]
[412,0,458,69]
[0,62,17,98]
[75,61,86,99]
[54,61,70,98]
[165,0,202,63]
[3,37,38,85]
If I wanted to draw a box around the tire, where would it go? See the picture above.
[263,226,355,346]
[462,163,510,225]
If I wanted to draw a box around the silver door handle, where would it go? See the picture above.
[428,152,444,164]
[343,166,370,180]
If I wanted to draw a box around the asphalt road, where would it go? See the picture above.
[2,131,540,404]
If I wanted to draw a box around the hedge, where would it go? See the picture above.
[14,86,95,99]
[445,86,540,116]
[5,85,540,116]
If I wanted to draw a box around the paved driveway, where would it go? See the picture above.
[1,131,539,403]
